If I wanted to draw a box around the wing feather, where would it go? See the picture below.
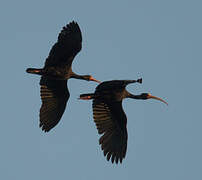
[44,21,82,67]
[92,99,128,164]
[39,76,70,132]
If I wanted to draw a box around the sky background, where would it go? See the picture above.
[0,0,202,179]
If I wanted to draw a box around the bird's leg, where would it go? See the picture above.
[79,93,95,100]
[79,96,92,100]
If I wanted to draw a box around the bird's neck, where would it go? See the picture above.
[127,93,143,100]
[70,71,88,80]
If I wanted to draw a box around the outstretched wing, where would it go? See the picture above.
[44,21,82,67]
[92,99,128,164]
[39,76,70,132]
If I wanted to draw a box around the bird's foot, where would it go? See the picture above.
[78,95,93,100]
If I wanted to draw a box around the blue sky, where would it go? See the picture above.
[0,0,202,179]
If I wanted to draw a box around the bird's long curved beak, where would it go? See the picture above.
[147,94,168,105]
[90,77,101,83]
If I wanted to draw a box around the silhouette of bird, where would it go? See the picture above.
[26,21,100,132]
[79,79,167,164]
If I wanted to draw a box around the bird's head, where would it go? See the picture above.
[127,92,168,105]
[83,75,101,83]
[139,93,168,105]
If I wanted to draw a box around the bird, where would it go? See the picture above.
[26,21,100,132]
[79,79,167,164]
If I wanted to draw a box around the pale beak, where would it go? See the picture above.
[147,94,168,105]
[89,77,101,83]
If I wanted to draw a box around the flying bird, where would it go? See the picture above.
[26,21,100,132]
[79,79,167,164]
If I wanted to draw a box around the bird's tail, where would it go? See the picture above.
[26,68,43,75]
[79,93,95,100]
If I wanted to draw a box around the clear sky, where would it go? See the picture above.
[0,0,202,179]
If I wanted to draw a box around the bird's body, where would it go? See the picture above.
[93,80,140,101]
[26,21,100,132]
[80,79,167,164]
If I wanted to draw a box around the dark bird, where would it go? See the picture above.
[79,79,167,164]
[26,21,100,132]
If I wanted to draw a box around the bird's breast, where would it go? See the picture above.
[96,90,123,102]
[43,64,72,80]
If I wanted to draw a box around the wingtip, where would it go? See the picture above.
[69,20,77,25]
[137,78,142,84]
[39,123,50,133]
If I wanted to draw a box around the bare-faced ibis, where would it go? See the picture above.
[79,79,167,164]
[26,21,100,132]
